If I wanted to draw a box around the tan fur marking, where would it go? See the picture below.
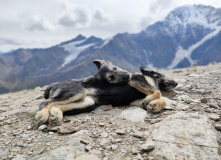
[106,73,111,81]
[145,76,157,88]
[45,91,87,112]
[145,90,161,101]
[129,81,154,95]
[57,96,95,112]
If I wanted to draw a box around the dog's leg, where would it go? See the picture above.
[33,92,87,129]
[48,96,95,126]
[146,98,166,113]
[141,90,161,107]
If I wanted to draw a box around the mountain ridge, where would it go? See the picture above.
[0,4,221,94]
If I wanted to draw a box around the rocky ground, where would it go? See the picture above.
[0,62,221,160]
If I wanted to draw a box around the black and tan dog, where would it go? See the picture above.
[33,60,130,128]
[33,60,177,128]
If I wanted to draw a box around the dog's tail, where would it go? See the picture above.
[44,85,52,99]
[44,82,59,99]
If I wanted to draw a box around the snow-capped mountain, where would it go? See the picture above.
[0,4,221,94]
[58,34,102,68]
[142,5,221,69]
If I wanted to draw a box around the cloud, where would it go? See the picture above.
[58,6,91,28]
[139,0,178,28]
[0,37,22,45]
[21,15,59,32]
[93,8,113,25]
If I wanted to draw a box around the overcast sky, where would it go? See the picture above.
[0,0,221,52]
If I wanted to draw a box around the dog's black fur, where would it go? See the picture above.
[64,70,177,115]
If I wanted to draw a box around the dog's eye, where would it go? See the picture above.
[109,75,115,81]
[164,81,169,85]
[113,67,117,70]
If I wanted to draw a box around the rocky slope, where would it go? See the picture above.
[0,62,221,160]
[1,5,221,94]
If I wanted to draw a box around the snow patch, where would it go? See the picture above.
[59,40,94,68]
[167,27,221,69]
[99,36,113,48]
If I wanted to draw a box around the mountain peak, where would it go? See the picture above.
[59,34,86,46]
[165,5,221,30]
[75,34,86,40]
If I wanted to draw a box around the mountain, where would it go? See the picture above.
[0,35,103,93]
[0,4,221,94]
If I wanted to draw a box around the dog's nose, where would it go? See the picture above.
[175,82,178,87]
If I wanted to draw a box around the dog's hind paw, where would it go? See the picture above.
[32,108,49,129]
[49,107,63,126]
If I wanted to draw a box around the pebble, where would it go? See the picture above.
[133,131,144,138]
[115,139,122,143]
[101,132,108,138]
[115,129,126,135]
[150,119,158,124]
[100,138,109,146]
[192,89,207,95]
[181,105,190,111]
[74,154,100,160]
[111,144,118,150]
[0,149,9,159]
[99,122,105,127]
[136,154,144,160]
[214,123,221,131]
[85,145,92,151]
[209,114,220,121]
[49,131,54,135]
[38,125,47,131]
[80,139,90,145]
[27,126,32,130]
[205,108,213,113]
[131,146,139,155]
[140,141,155,152]
[164,106,174,110]
[209,103,219,109]
[200,98,208,103]
[0,117,5,121]
[178,95,192,104]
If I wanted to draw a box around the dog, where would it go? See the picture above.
[33,60,131,128]
[33,60,178,128]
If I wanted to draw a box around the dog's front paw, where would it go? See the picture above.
[141,99,150,110]
[32,108,49,129]
[49,107,63,126]
[147,100,164,113]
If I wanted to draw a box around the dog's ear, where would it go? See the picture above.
[106,61,113,65]
[140,67,149,75]
[93,60,106,69]
[82,76,96,83]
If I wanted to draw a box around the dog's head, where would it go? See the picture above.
[140,67,178,91]
[93,60,130,84]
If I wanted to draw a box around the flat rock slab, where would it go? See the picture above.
[31,138,86,160]
[94,106,148,123]
[149,112,220,160]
